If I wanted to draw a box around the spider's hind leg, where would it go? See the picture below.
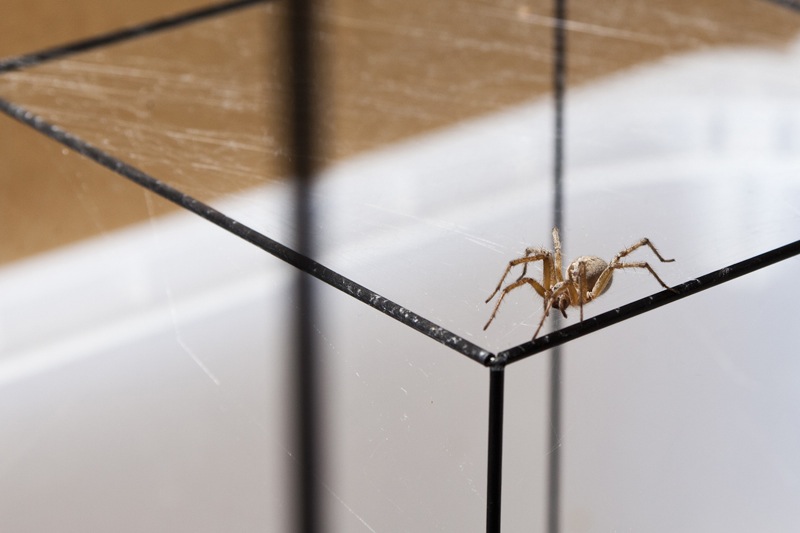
[606,238,678,294]
[609,261,677,293]
[614,238,675,264]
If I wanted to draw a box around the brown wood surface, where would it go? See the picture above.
[1,0,798,264]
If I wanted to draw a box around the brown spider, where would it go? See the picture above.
[484,227,677,339]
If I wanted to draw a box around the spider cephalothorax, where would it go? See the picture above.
[484,227,676,339]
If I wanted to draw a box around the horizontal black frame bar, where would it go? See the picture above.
[496,237,800,365]
[0,0,269,73]
[0,98,493,364]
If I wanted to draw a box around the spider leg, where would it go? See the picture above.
[483,278,548,330]
[532,296,554,339]
[613,237,675,264]
[514,228,564,285]
[552,227,564,282]
[578,260,586,322]
[533,282,572,339]
[486,251,552,303]
[607,261,678,293]
[579,237,676,301]
[514,247,554,285]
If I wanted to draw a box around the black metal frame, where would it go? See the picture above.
[2,1,800,532]
[547,1,568,530]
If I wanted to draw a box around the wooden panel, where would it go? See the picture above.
[1,0,798,264]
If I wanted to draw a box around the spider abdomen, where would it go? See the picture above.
[568,256,611,297]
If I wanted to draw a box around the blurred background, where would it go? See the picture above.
[1,0,800,531]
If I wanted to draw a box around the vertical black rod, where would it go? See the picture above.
[552,1,566,232]
[287,0,323,532]
[548,1,567,533]
[486,366,506,533]
[546,348,561,533]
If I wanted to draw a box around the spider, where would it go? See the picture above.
[483,227,677,339]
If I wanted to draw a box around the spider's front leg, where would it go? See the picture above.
[532,296,555,339]
[484,277,547,331]
[485,249,553,303]
[532,282,572,339]
[577,260,586,322]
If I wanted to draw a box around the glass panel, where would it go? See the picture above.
[2,1,800,531]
